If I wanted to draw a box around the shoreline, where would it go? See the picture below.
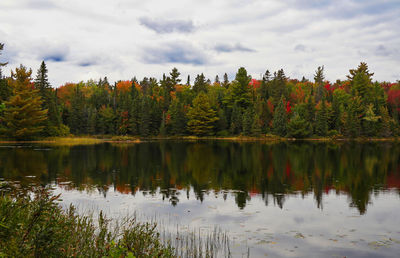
[0,135,399,144]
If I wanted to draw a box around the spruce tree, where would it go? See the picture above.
[34,61,62,135]
[0,65,47,139]
[272,97,287,136]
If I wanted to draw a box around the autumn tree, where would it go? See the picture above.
[187,93,219,136]
[0,65,47,139]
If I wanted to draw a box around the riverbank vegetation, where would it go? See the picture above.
[1,43,400,140]
[0,182,174,257]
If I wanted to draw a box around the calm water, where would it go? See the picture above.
[1,141,400,257]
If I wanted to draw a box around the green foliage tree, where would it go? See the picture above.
[315,99,328,136]
[193,73,207,94]
[222,73,229,89]
[170,67,181,85]
[230,67,251,108]
[167,98,187,135]
[0,65,47,139]
[314,66,326,102]
[272,97,287,136]
[287,112,311,138]
[34,61,63,136]
[270,69,286,105]
[0,43,10,103]
[187,93,218,136]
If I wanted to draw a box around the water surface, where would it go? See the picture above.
[1,141,400,257]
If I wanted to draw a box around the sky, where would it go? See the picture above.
[0,0,399,87]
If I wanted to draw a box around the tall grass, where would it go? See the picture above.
[0,182,235,257]
[0,182,174,257]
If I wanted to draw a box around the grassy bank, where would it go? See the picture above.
[0,182,173,257]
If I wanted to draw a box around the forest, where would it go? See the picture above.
[1,43,400,139]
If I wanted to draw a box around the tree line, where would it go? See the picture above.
[1,43,400,139]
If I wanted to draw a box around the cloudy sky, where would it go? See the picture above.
[0,0,399,87]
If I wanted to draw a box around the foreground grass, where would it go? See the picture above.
[0,183,174,257]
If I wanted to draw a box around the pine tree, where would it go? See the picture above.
[272,97,287,136]
[167,97,187,135]
[270,69,286,105]
[348,63,373,104]
[139,97,151,136]
[214,75,220,84]
[34,61,62,135]
[186,75,190,86]
[314,66,326,102]
[222,73,229,89]
[0,43,10,103]
[315,99,328,136]
[193,73,207,94]
[230,67,251,108]
[170,67,181,85]
[0,65,47,139]
[242,107,254,135]
[187,93,218,136]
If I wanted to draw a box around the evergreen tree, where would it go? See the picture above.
[193,73,207,94]
[68,86,87,134]
[0,65,47,139]
[315,99,328,136]
[170,67,181,85]
[230,67,251,108]
[167,98,187,135]
[314,66,325,102]
[270,69,286,105]
[214,75,220,84]
[362,104,380,136]
[0,43,9,102]
[186,75,190,86]
[34,61,62,135]
[187,93,219,136]
[287,112,311,138]
[222,73,229,89]
[139,97,151,136]
[272,97,287,136]
[263,70,271,82]
[230,104,242,135]
[242,107,254,136]
[348,62,373,103]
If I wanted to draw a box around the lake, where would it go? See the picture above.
[1,141,400,257]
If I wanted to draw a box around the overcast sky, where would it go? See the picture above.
[0,0,399,87]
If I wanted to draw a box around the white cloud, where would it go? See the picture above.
[0,0,399,86]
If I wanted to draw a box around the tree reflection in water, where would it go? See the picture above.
[1,141,400,214]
